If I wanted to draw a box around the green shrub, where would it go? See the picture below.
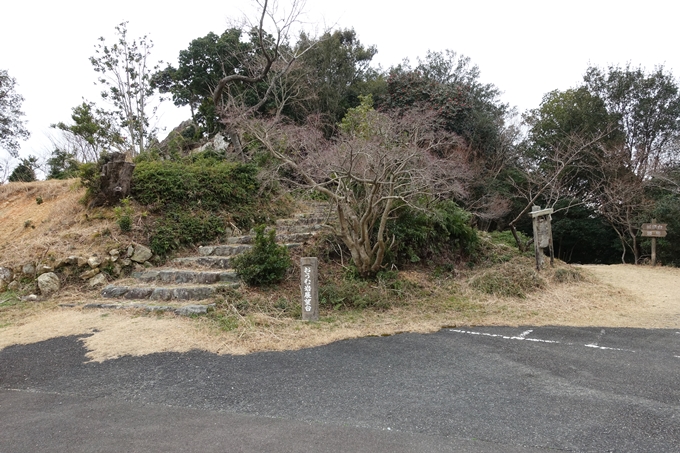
[150,209,226,257]
[78,152,115,204]
[131,159,258,211]
[232,225,291,286]
[388,200,477,266]
[114,198,133,232]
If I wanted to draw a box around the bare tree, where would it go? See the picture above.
[211,0,318,158]
[250,102,470,277]
[592,148,651,264]
[91,22,161,157]
[506,132,608,251]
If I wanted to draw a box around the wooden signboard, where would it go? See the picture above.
[641,221,668,266]
[530,206,554,271]
[641,223,667,237]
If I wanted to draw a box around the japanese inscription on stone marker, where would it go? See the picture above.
[300,257,319,321]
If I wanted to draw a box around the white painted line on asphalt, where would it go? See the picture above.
[584,344,633,352]
[450,329,636,353]
[449,329,560,344]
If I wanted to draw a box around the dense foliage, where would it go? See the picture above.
[131,158,258,210]
[130,154,264,257]
[388,201,478,266]
[28,4,680,268]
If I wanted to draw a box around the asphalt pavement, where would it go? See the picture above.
[1,326,679,452]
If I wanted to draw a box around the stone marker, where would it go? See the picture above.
[300,257,319,321]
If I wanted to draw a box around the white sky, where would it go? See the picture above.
[2,0,678,164]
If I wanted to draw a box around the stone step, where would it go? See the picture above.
[198,244,252,256]
[173,243,302,268]
[171,256,234,269]
[83,302,215,316]
[275,216,329,229]
[101,283,238,301]
[132,268,238,284]
[221,232,315,246]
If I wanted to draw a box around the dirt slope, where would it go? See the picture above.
[0,179,117,268]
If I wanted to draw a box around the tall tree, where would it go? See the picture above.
[379,50,508,159]
[90,22,160,157]
[295,28,379,127]
[156,0,317,158]
[584,64,680,180]
[8,156,38,182]
[0,69,30,158]
[153,28,252,136]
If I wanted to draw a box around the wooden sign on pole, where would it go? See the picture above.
[300,257,319,321]
[530,206,554,271]
[642,220,668,266]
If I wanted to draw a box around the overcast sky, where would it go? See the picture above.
[2,0,677,164]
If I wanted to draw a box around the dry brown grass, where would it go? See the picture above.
[0,179,137,268]
[2,261,677,363]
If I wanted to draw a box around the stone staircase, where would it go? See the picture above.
[93,202,332,315]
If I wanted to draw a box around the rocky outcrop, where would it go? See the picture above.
[88,152,135,208]
[0,267,12,292]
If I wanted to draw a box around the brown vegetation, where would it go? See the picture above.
[1,180,678,363]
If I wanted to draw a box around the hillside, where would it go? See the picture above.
[0,179,118,268]
[1,179,679,363]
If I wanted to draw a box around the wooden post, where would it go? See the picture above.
[300,257,319,321]
[651,218,657,266]
[531,206,544,271]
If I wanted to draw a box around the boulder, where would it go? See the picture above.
[7,281,20,291]
[0,267,12,291]
[87,256,102,268]
[77,256,88,267]
[22,263,36,276]
[37,272,61,296]
[88,273,109,288]
[131,244,153,263]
